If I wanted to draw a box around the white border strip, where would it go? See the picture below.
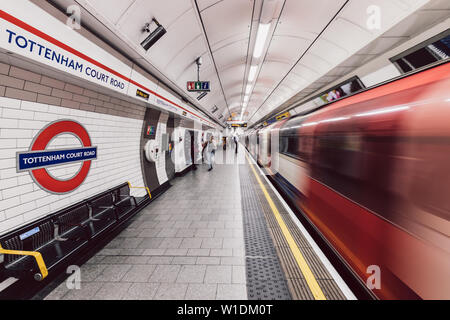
[0,277,18,293]
[244,147,357,300]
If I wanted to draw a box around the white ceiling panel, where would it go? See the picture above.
[212,40,249,71]
[340,54,376,67]
[201,0,253,49]
[197,0,224,12]
[309,38,349,65]
[274,0,347,37]
[265,35,310,64]
[144,9,203,68]
[47,0,447,127]
[117,0,193,29]
[246,0,433,125]
[169,36,208,79]
[85,0,135,24]
[357,36,409,55]
[383,10,450,37]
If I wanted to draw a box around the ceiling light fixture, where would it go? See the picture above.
[240,100,249,121]
[253,23,271,59]
[245,84,252,95]
[248,65,258,82]
[240,20,271,123]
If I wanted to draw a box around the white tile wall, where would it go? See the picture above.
[171,126,213,172]
[172,127,188,173]
[155,112,169,185]
[0,97,146,235]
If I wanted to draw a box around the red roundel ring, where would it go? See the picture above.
[30,120,93,194]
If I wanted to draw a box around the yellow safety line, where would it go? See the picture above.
[0,244,49,280]
[127,182,152,199]
[245,153,327,300]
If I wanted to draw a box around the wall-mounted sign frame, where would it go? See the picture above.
[187,81,210,92]
[16,120,97,194]
[136,88,150,100]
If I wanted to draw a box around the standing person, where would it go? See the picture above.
[201,137,207,163]
[206,136,217,172]
[233,134,239,154]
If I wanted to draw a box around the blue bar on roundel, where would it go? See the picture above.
[17,146,97,172]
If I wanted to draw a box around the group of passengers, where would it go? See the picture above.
[201,135,239,171]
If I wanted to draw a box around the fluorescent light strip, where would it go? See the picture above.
[245,84,252,95]
[253,23,271,59]
[248,65,258,82]
[320,117,350,123]
[240,100,249,121]
[355,106,410,117]
[302,122,318,127]
[240,111,246,121]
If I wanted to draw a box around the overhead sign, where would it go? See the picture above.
[263,111,291,126]
[276,112,290,121]
[230,123,247,128]
[187,81,210,92]
[16,120,97,194]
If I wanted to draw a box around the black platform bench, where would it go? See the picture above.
[0,182,149,282]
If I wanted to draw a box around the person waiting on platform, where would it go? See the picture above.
[233,134,239,154]
[206,136,217,171]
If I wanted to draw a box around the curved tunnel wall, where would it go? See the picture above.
[0,61,219,236]
[0,63,148,235]
[0,2,221,236]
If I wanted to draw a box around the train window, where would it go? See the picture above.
[391,29,450,74]
[317,77,364,104]
[279,118,313,161]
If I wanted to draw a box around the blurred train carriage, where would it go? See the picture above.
[244,61,450,300]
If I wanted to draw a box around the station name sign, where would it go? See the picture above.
[16,120,97,194]
[3,29,126,91]
[187,81,210,92]
[17,147,97,171]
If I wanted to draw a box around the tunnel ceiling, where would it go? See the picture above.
[47,0,450,127]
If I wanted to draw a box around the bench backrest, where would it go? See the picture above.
[1,235,23,265]
[0,182,133,268]
[57,204,90,234]
[1,220,54,265]
[90,192,114,209]
[113,184,131,202]
[30,221,54,251]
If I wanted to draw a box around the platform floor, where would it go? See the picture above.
[44,144,352,300]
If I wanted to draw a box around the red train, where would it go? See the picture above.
[245,62,450,299]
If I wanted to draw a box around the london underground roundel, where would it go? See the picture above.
[16,120,97,194]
